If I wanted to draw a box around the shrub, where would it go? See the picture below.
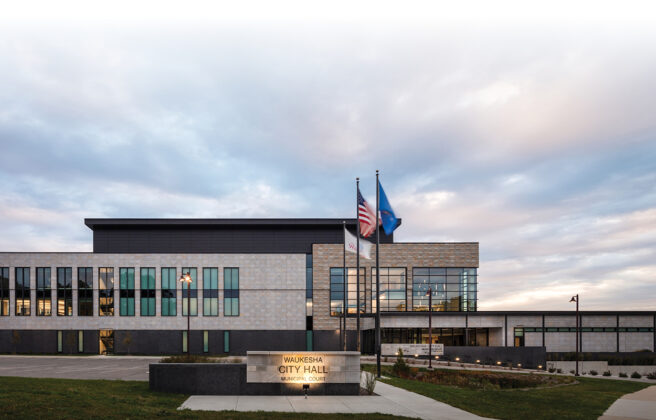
[556,368,562,373]
[548,368,556,373]
[392,349,410,377]
[631,372,642,379]
[619,372,628,378]
[646,372,656,380]
[160,355,226,363]
[362,370,376,395]
[589,370,598,376]
[570,370,575,374]
[603,371,611,376]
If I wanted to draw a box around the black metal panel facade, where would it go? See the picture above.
[89,219,395,254]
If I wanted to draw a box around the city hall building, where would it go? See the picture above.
[0,218,654,362]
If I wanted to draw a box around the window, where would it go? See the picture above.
[15,267,31,316]
[36,268,52,316]
[514,328,525,347]
[306,330,313,351]
[57,331,63,353]
[182,268,198,316]
[330,268,366,316]
[182,331,188,353]
[412,268,477,312]
[57,268,72,316]
[161,268,177,316]
[203,268,218,316]
[99,268,114,316]
[119,268,135,316]
[372,268,405,312]
[203,330,209,353]
[78,267,93,316]
[0,268,8,316]
[223,331,230,353]
[78,331,84,353]
[224,268,239,316]
[306,254,313,316]
[140,268,156,316]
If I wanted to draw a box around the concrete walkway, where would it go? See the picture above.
[600,386,656,420]
[180,373,492,420]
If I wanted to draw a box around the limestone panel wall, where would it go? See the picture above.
[545,316,576,327]
[620,316,654,327]
[525,332,543,347]
[620,333,654,351]
[583,315,616,327]
[0,253,306,330]
[545,332,576,352]
[581,332,616,352]
[312,242,478,331]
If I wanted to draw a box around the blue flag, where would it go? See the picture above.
[378,182,400,235]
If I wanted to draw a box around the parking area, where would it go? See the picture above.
[0,356,159,381]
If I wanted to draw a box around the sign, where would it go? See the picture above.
[246,351,360,384]
[381,343,444,356]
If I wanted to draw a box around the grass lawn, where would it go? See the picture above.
[363,365,649,420]
[0,376,406,420]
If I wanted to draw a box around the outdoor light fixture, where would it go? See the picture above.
[414,354,419,358]
[303,384,310,399]
[179,272,193,354]
[426,286,433,369]
[496,361,501,365]
[517,363,522,367]
[476,360,480,363]
[538,365,543,369]
[455,357,460,361]
[435,356,439,359]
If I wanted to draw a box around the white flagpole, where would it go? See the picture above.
[356,177,361,353]
[343,220,347,351]
[375,170,381,378]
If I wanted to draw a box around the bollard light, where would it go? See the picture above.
[455,357,460,361]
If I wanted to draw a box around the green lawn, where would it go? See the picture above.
[363,365,649,420]
[0,376,405,420]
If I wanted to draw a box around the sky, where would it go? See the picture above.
[1,1,655,311]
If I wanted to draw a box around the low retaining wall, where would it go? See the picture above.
[547,361,656,376]
[149,363,359,395]
[380,346,546,369]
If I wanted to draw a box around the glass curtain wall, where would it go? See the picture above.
[161,268,176,316]
[78,267,93,316]
[119,268,135,316]
[36,268,51,316]
[99,268,114,316]
[140,268,156,316]
[182,267,197,316]
[330,268,365,315]
[203,268,218,316]
[372,268,406,312]
[15,268,31,316]
[57,267,72,316]
[412,268,477,311]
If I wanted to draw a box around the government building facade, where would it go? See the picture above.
[0,218,654,363]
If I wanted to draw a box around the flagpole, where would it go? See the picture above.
[356,177,361,353]
[375,170,381,378]
[343,220,347,351]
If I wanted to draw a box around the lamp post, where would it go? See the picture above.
[427,286,432,369]
[180,272,192,354]
[570,294,579,376]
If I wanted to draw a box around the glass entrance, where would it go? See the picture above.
[99,329,114,354]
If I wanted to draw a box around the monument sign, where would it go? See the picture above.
[247,351,360,384]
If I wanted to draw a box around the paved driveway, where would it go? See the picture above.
[0,356,159,381]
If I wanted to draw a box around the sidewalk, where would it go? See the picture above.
[179,372,493,420]
[600,386,656,420]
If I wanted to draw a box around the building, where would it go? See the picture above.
[0,218,654,364]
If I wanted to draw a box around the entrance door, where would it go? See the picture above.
[99,330,114,354]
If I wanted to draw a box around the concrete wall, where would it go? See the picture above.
[0,253,306,331]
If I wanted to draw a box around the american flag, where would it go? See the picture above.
[358,189,377,238]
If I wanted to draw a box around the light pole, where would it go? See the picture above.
[570,294,579,376]
[180,272,192,354]
[427,286,432,369]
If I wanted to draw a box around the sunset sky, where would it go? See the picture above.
[1,1,654,310]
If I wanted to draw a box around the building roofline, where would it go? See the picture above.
[84,218,403,230]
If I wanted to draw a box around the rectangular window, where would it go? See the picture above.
[15,267,31,316]
[119,268,135,316]
[514,327,525,347]
[330,268,366,316]
[161,268,177,316]
[57,330,62,353]
[0,268,8,316]
[140,268,156,316]
[306,330,313,351]
[182,331,188,353]
[78,331,84,353]
[203,268,218,316]
[223,331,230,353]
[56,267,72,316]
[223,268,239,316]
[203,330,209,353]
[412,268,477,312]
[182,267,198,316]
[78,267,93,316]
[372,268,405,312]
[99,268,114,316]
[36,267,52,316]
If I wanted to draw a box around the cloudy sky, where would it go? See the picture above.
[1,1,655,310]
